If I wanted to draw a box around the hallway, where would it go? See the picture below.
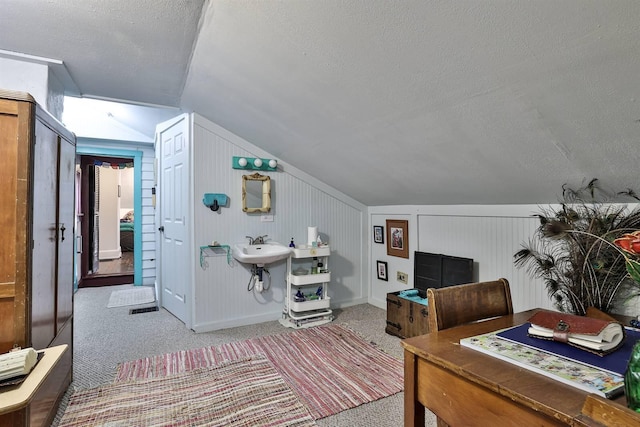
[94,252,134,276]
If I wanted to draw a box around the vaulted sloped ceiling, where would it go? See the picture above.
[2,1,640,206]
[1,0,205,106]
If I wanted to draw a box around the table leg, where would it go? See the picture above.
[404,350,425,427]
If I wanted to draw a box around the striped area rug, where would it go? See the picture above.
[59,356,316,427]
[116,324,404,419]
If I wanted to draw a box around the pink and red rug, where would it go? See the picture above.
[60,356,317,427]
[115,324,404,419]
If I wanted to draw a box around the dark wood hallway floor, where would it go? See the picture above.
[95,251,134,275]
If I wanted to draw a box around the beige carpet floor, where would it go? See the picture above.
[52,284,437,427]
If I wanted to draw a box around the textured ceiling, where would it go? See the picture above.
[2,1,640,206]
[0,0,204,106]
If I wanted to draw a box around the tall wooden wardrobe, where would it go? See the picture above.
[0,90,75,427]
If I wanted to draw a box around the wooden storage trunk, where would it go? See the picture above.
[385,291,430,339]
[385,251,475,339]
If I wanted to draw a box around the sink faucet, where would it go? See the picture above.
[246,235,268,245]
[254,235,268,244]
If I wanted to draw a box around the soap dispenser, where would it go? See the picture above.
[289,238,295,248]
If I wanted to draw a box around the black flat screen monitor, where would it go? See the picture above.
[414,251,474,297]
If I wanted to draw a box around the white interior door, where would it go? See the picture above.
[156,114,190,326]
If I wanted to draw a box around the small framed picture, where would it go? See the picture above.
[386,219,409,258]
[373,225,384,244]
[377,260,388,281]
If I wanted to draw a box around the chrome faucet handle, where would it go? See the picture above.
[254,235,268,244]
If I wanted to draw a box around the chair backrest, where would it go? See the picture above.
[427,278,513,332]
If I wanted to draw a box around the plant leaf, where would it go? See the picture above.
[626,259,640,284]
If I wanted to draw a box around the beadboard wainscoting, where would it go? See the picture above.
[190,114,368,332]
[415,213,552,313]
[368,206,555,313]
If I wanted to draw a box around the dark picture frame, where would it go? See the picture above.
[377,260,388,281]
[373,225,384,244]
[386,219,409,258]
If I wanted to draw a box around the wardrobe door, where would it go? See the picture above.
[30,119,58,350]
[56,136,75,331]
[0,98,29,352]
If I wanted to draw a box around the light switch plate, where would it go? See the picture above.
[397,271,408,284]
[260,214,274,222]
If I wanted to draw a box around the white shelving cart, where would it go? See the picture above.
[279,246,333,329]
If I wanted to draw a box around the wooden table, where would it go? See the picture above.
[401,310,639,427]
[0,345,68,420]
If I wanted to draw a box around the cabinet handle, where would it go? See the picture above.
[60,224,66,241]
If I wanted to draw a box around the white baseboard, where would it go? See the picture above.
[193,311,280,333]
[192,297,372,333]
[99,248,122,260]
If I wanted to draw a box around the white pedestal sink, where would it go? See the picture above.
[232,242,291,266]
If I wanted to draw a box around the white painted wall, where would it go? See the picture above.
[97,167,121,260]
[139,151,157,286]
[63,96,181,141]
[0,57,64,119]
[188,114,368,332]
[368,206,555,313]
[96,166,134,260]
[120,167,134,212]
[63,100,640,325]
[46,67,64,120]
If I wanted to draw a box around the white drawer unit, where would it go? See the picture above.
[279,246,333,329]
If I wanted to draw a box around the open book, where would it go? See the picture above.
[0,347,38,381]
[527,309,625,355]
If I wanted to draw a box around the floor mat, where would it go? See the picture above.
[107,286,155,308]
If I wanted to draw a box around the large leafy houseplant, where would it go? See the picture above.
[514,179,640,315]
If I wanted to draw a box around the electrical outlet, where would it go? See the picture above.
[397,271,408,284]
[260,214,274,222]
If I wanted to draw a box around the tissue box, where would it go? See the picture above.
[385,290,430,339]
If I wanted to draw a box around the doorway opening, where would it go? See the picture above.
[78,153,138,287]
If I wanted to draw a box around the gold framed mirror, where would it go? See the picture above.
[242,173,271,213]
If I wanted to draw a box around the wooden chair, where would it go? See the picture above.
[576,394,640,426]
[427,278,513,332]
